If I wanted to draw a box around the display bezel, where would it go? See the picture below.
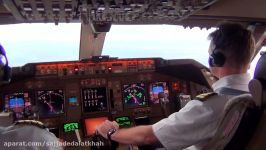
[148,81,169,105]
[122,83,148,108]
[36,89,65,118]
[81,87,109,114]
[3,91,34,119]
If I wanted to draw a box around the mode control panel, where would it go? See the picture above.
[35,59,156,77]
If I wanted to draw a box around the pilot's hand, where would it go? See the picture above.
[97,120,119,139]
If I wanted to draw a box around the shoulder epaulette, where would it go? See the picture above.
[196,92,217,102]
[14,120,47,130]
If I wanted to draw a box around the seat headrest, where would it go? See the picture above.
[254,52,266,82]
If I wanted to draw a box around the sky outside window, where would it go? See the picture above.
[0,23,263,77]
[103,25,215,66]
[0,23,80,67]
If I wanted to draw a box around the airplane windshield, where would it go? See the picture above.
[0,23,264,75]
[103,25,215,66]
[0,23,214,67]
[0,23,81,67]
[0,0,266,148]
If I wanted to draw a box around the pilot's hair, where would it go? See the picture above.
[208,22,255,68]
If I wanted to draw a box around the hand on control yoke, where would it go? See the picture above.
[97,120,119,139]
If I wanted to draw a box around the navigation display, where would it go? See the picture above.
[4,92,33,119]
[123,83,147,108]
[82,87,108,113]
[37,90,64,117]
[84,117,108,137]
[149,82,169,104]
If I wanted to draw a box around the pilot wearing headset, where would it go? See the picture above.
[97,22,256,150]
[0,44,62,150]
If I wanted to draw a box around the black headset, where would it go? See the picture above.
[208,48,226,67]
[0,44,11,83]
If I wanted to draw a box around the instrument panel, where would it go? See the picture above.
[123,83,147,108]
[0,57,213,147]
[4,92,33,119]
[82,87,108,113]
[37,89,65,117]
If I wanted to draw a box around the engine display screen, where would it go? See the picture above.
[84,117,108,137]
[4,92,33,119]
[63,122,80,133]
[37,90,64,117]
[82,87,108,113]
[115,116,132,127]
[149,82,169,104]
[123,83,147,108]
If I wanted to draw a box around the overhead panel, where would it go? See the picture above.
[2,0,219,25]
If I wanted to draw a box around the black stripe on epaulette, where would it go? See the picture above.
[14,120,47,130]
[196,92,217,102]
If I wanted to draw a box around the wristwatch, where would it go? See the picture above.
[107,128,117,141]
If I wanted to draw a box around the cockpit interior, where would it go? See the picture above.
[1,56,214,148]
[0,0,266,150]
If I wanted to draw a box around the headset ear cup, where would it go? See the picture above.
[213,52,226,67]
[210,50,226,67]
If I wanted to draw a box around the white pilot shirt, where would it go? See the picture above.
[0,124,62,150]
[152,73,251,150]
